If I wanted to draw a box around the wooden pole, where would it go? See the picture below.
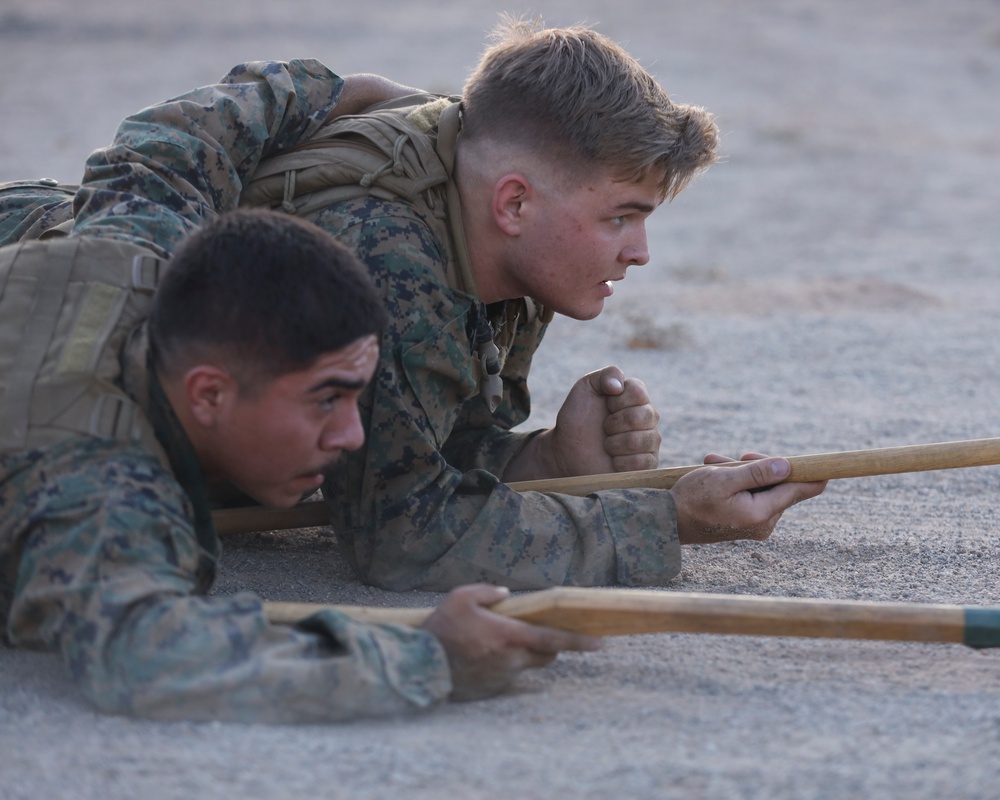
[213,500,330,536]
[264,586,1000,649]
[211,436,1000,535]
[506,436,1000,495]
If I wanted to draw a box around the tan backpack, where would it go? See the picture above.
[0,234,167,462]
[240,94,460,281]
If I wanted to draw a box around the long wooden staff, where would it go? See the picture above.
[264,586,1000,649]
[213,437,1000,535]
[508,435,1000,495]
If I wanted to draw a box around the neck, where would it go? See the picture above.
[146,365,220,565]
[459,204,508,304]
[454,146,513,304]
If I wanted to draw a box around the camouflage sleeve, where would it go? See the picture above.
[439,312,547,474]
[0,440,451,723]
[70,59,344,256]
[315,202,682,592]
[0,181,76,246]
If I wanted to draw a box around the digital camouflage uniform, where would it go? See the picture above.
[0,60,450,723]
[240,76,683,592]
[7,60,684,595]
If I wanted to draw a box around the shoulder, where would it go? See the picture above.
[4,438,187,521]
[306,197,458,300]
[310,196,445,256]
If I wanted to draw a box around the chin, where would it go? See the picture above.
[563,302,605,321]
[243,487,300,510]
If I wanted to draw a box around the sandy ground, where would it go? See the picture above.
[3,1,1000,797]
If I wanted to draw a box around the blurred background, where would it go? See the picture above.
[3,0,1000,458]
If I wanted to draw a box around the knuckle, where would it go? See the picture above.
[625,376,648,394]
[748,461,770,486]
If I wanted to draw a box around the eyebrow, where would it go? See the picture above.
[308,376,368,394]
[612,200,657,214]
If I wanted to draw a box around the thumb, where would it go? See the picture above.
[740,457,791,489]
[451,583,511,608]
[588,366,625,396]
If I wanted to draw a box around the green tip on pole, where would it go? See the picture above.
[963,607,1000,649]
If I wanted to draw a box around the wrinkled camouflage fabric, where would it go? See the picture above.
[0,59,450,722]
[0,180,75,244]
[245,92,683,592]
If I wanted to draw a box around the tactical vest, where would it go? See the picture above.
[240,94,553,412]
[0,235,168,464]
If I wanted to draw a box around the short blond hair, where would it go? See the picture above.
[461,16,718,200]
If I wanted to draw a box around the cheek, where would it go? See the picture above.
[248,414,311,462]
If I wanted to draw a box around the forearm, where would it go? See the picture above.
[499,428,560,482]
[72,59,344,252]
[432,483,681,590]
[441,339,550,479]
[78,592,450,723]
[441,424,542,475]
[328,451,681,591]
[5,442,451,723]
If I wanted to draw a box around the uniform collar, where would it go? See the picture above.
[435,100,480,299]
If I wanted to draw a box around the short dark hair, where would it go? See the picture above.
[150,209,387,389]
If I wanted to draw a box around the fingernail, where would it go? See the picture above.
[609,378,623,392]
[770,459,790,478]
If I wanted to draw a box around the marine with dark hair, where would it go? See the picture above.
[0,63,597,723]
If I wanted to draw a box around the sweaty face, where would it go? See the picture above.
[209,335,379,508]
[504,168,661,320]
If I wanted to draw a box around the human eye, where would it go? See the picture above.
[318,392,342,411]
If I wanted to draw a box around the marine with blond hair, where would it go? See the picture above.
[244,17,826,590]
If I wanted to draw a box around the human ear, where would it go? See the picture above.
[183,365,236,428]
[491,174,531,236]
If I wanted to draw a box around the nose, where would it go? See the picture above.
[621,226,650,266]
[320,403,366,453]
